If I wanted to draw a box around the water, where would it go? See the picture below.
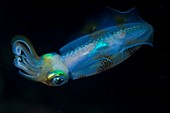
[0,0,168,113]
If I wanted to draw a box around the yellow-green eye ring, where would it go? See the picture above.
[47,70,68,86]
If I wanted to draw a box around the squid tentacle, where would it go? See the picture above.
[12,36,42,78]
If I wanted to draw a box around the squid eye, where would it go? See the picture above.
[47,70,68,86]
[52,77,64,85]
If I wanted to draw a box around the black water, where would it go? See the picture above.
[0,0,168,113]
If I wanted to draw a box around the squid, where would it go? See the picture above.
[11,7,153,86]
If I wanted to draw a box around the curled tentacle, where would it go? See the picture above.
[12,35,42,80]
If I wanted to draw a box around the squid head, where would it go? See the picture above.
[12,36,69,86]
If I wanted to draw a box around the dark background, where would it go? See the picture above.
[0,0,169,113]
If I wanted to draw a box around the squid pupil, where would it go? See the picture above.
[54,77,64,84]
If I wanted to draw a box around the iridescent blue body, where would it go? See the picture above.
[12,7,153,86]
[61,23,153,80]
